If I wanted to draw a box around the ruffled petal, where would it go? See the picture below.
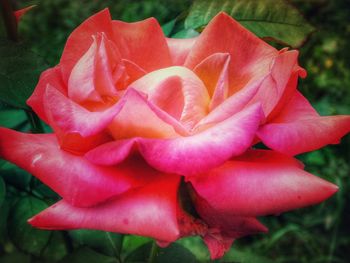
[44,85,124,138]
[118,59,147,88]
[29,175,184,242]
[129,66,210,129]
[194,76,265,131]
[188,150,338,216]
[60,9,114,83]
[166,37,198,65]
[185,12,277,95]
[190,186,267,259]
[248,50,300,117]
[193,53,230,110]
[27,66,66,123]
[108,88,189,139]
[112,18,172,72]
[258,92,350,155]
[68,33,121,103]
[87,103,264,175]
[0,128,160,207]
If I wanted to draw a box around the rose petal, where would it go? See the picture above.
[118,59,147,88]
[259,118,350,155]
[258,92,350,155]
[56,131,112,155]
[112,18,172,72]
[190,187,267,259]
[29,175,184,242]
[272,91,319,122]
[188,149,338,216]
[44,85,124,138]
[87,103,264,175]
[185,12,277,95]
[68,33,121,103]
[60,8,114,83]
[129,66,210,129]
[166,37,198,65]
[203,231,234,260]
[108,88,189,139]
[0,128,161,207]
[193,53,230,110]
[14,5,35,22]
[27,66,66,123]
[248,50,300,117]
[266,59,307,121]
[194,75,265,131]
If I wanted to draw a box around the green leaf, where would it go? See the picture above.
[69,229,123,258]
[59,247,117,263]
[0,38,48,108]
[162,19,176,36]
[0,196,11,243]
[0,251,31,263]
[222,248,273,263]
[0,176,5,208]
[125,242,197,263]
[156,243,197,263]
[121,235,151,257]
[185,0,315,47]
[41,231,69,262]
[172,28,200,39]
[8,196,51,256]
[1,162,31,190]
[0,109,27,129]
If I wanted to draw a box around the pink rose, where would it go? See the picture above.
[1,9,349,259]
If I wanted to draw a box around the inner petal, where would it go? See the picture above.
[68,33,122,104]
[129,66,210,129]
[193,53,231,111]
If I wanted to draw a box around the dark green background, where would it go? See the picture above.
[0,0,349,262]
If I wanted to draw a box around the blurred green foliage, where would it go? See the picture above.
[0,0,349,262]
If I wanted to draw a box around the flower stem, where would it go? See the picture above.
[147,240,159,263]
[0,0,18,41]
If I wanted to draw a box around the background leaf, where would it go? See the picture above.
[39,231,69,262]
[0,177,5,208]
[59,247,117,263]
[0,38,48,109]
[0,108,28,129]
[69,229,123,258]
[125,242,197,263]
[185,0,315,47]
[8,196,50,256]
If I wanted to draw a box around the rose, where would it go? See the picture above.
[1,9,350,259]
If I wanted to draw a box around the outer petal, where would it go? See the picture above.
[112,18,172,72]
[60,9,114,82]
[28,175,205,243]
[248,50,300,117]
[27,66,67,123]
[0,128,168,207]
[258,92,350,155]
[87,104,264,175]
[190,187,267,259]
[44,85,124,138]
[185,12,277,95]
[166,37,198,66]
[188,150,338,216]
